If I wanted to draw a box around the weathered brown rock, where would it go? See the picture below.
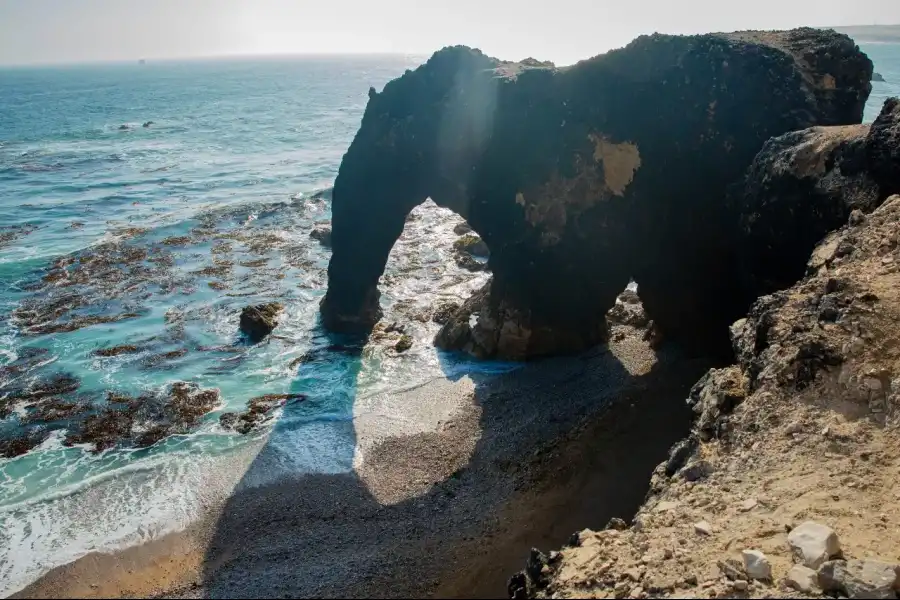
[219,393,306,434]
[731,98,900,308]
[321,28,872,359]
[239,302,283,342]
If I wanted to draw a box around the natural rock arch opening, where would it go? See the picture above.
[320,29,873,360]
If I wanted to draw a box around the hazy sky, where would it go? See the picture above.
[1,0,899,66]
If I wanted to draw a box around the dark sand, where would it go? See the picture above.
[15,327,713,599]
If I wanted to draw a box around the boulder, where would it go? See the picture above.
[785,564,818,593]
[239,302,283,342]
[320,29,872,359]
[394,334,413,353]
[873,72,886,82]
[841,559,900,599]
[788,521,841,568]
[431,301,460,325]
[818,559,900,599]
[742,549,772,581]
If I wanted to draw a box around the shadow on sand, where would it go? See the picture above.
[194,328,716,599]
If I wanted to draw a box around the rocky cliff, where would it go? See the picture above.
[321,28,872,359]
[509,100,900,599]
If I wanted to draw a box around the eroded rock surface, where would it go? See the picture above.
[732,97,900,306]
[511,195,900,598]
[322,28,872,359]
[239,302,283,342]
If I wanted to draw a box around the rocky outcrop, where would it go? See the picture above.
[321,28,872,359]
[873,72,886,82]
[512,194,900,598]
[731,98,900,307]
[239,302,283,342]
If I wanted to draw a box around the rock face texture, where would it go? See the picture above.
[731,98,900,307]
[239,302,283,342]
[510,193,900,598]
[321,28,872,358]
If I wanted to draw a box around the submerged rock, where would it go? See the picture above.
[432,301,461,325]
[219,392,306,434]
[310,224,332,247]
[320,28,872,359]
[93,344,143,357]
[394,334,413,353]
[239,302,283,342]
[873,72,886,82]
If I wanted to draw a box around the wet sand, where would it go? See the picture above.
[14,327,715,599]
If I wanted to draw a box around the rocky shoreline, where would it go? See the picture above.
[14,319,710,599]
[508,105,900,599]
[7,25,900,600]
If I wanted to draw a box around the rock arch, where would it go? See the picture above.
[321,29,873,359]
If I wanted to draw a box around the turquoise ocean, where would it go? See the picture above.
[0,43,898,594]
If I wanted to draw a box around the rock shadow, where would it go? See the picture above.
[196,330,716,598]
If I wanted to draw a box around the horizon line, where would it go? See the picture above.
[2,22,898,69]
[0,50,432,69]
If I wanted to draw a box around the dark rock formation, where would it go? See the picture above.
[142,121,155,128]
[432,301,461,325]
[60,383,221,453]
[239,302,283,342]
[219,393,305,434]
[394,334,413,353]
[873,72,886,82]
[321,28,872,359]
[731,98,900,308]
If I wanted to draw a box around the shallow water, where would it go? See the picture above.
[0,56,512,594]
[0,43,898,595]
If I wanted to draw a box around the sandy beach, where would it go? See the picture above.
[13,326,715,599]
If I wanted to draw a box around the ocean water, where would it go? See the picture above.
[0,55,511,595]
[0,43,898,595]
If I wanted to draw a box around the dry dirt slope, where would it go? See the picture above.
[514,195,900,599]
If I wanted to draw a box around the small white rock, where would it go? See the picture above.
[694,521,712,536]
[784,564,818,593]
[738,498,758,512]
[732,580,749,591]
[788,521,841,568]
[742,549,772,581]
